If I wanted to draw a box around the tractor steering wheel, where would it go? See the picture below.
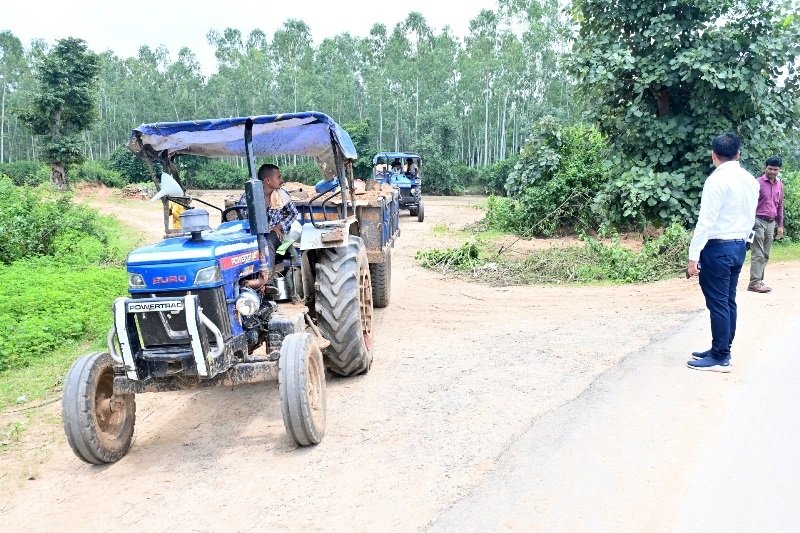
[221,205,248,223]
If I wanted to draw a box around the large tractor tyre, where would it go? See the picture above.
[314,236,374,376]
[279,333,327,445]
[369,249,392,309]
[62,352,136,464]
[416,199,425,222]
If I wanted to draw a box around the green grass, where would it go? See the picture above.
[0,210,134,411]
[768,239,800,262]
[0,340,105,411]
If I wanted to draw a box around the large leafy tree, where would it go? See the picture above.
[570,0,800,225]
[19,37,99,189]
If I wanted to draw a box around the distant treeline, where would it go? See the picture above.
[0,4,574,169]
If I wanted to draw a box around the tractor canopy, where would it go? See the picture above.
[128,111,357,181]
[372,151,421,166]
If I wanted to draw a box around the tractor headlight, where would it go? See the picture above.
[194,265,222,285]
[235,288,261,316]
[128,273,146,288]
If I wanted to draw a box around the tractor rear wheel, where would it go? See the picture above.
[279,333,326,445]
[369,248,392,308]
[62,352,136,464]
[314,236,374,376]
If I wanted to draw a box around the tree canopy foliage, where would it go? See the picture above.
[17,38,99,188]
[1,3,572,188]
[569,0,800,226]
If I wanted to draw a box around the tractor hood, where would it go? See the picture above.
[128,111,357,181]
[126,221,261,292]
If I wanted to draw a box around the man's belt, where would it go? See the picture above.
[756,215,776,222]
[707,238,745,245]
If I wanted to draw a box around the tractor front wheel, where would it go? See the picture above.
[279,333,327,446]
[62,352,136,464]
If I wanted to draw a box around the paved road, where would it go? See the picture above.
[429,283,800,532]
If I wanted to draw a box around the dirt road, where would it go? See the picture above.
[2,190,798,531]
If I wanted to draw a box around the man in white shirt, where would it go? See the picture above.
[686,133,758,372]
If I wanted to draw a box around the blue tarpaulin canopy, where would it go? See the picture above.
[128,111,357,180]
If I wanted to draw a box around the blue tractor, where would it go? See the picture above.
[61,112,400,463]
[372,151,424,222]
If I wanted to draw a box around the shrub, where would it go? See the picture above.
[455,165,480,191]
[0,160,49,187]
[482,195,530,235]
[71,160,127,188]
[781,169,799,240]
[476,157,518,196]
[190,161,248,189]
[593,166,702,229]
[109,145,155,184]
[0,177,113,265]
[280,162,323,186]
[497,116,611,236]
[580,223,690,282]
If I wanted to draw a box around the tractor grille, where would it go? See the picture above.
[131,287,231,348]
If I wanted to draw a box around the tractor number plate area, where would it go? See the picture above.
[126,300,185,313]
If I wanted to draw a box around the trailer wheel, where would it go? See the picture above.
[369,248,392,309]
[62,352,135,464]
[417,199,425,222]
[279,333,327,445]
[315,236,373,376]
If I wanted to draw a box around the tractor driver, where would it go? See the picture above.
[405,158,419,178]
[257,164,299,286]
[391,158,402,172]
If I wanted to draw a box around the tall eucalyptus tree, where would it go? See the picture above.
[402,12,433,142]
[271,19,313,113]
[362,24,389,150]
[0,31,26,163]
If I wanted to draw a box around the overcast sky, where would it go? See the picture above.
[4,0,500,75]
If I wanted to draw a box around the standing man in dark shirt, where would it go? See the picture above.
[748,156,785,294]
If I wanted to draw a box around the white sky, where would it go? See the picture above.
[3,0,500,75]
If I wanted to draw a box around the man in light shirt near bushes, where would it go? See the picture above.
[686,133,759,373]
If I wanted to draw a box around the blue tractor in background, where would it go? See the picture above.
[61,112,400,464]
[373,151,424,222]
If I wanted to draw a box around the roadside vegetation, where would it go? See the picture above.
[0,177,132,409]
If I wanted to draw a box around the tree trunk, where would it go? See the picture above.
[500,93,508,159]
[395,99,399,152]
[484,82,490,167]
[379,91,383,150]
[1,82,5,164]
[415,77,419,142]
[51,162,68,190]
